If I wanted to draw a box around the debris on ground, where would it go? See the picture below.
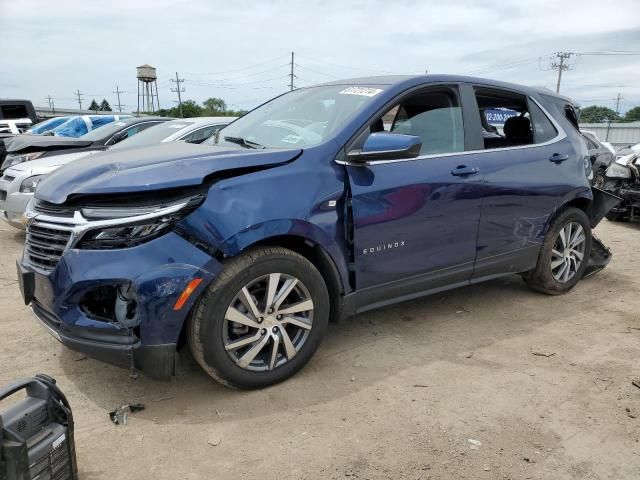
[468,439,482,450]
[626,408,637,419]
[531,348,556,357]
[632,380,640,390]
[109,403,145,425]
[523,456,536,463]
[208,433,223,447]
[413,384,429,388]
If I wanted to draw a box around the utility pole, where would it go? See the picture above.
[170,72,185,117]
[113,86,124,112]
[46,95,53,109]
[289,51,295,91]
[75,89,84,110]
[606,92,622,142]
[551,52,573,93]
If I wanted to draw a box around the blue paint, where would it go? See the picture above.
[23,74,592,376]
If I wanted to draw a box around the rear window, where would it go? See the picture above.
[1,104,28,119]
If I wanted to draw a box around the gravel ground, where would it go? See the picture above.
[0,219,639,479]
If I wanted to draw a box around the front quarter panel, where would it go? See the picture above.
[178,143,352,292]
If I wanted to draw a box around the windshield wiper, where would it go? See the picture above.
[223,136,265,149]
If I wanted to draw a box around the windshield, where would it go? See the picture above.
[207,85,386,149]
[110,120,194,149]
[28,117,69,134]
[78,118,128,141]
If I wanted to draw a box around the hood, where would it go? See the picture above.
[9,150,100,173]
[36,142,302,204]
[5,134,93,153]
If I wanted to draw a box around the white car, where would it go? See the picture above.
[0,118,33,134]
[0,117,234,229]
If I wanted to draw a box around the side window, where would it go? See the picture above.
[474,87,533,149]
[124,121,161,138]
[528,100,557,143]
[181,125,222,143]
[373,88,464,155]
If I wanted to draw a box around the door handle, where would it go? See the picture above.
[549,153,569,164]
[451,165,479,176]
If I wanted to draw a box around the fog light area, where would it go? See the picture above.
[79,283,140,328]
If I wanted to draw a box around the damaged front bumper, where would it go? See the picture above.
[19,232,223,380]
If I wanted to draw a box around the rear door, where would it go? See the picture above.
[467,86,577,279]
[345,85,483,298]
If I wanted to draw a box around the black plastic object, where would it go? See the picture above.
[583,235,612,279]
[590,187,622,227]
[0,374,78,480]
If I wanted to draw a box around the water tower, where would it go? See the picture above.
[136,64,160,113]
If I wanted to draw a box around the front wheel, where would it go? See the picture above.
[524,207,592,295]
[188,247,330,389]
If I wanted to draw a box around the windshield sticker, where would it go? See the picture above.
[115,122,126,126]
[339,87,383,97]
[170,124,189,128]
[281,134,303,144]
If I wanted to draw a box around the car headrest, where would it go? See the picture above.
[504,116,532,141]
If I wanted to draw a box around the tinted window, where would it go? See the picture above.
[528,101,557,143]
[110,121,194,149]
[181,125,223,143]
[1,105,28,119]
[375,88,464,155]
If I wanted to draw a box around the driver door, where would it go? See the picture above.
[345,86,483,302]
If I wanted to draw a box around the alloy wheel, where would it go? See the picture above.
[550,221,586,283]
[223,273,314,372]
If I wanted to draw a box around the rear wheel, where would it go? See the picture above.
[188,247,330,389]
[524,207,592,295]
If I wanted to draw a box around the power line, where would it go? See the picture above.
[170,72,185,117]
[550,52,575,93]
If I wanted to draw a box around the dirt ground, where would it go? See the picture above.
[1,219,639,480]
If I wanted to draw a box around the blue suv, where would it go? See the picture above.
[18,75,608,389]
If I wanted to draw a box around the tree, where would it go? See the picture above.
[623,106,640,122]
[99,99,112,111]
[88,99,100,111]
[203,97,227,115]
[579,105,620,123]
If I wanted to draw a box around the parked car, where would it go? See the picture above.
[18,75,616,389]
[602,152,640,221]
[0,117,170,228]
[108,116,236,150]
[0,119,33,134]
[47,115,130,138]
[0,100,37,124]
[26,117,72,135]
[582,133,614,188]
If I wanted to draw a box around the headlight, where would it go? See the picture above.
[19,175,44,193]
[1,151,45,170]
[605,163,631,179]
[77,194,204,249]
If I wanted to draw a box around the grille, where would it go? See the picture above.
[29,438,74,480]
[33,200,76,217]
[0,189,5,201]
[25,222,72,272]
[2,174,15,182]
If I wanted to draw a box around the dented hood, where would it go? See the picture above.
[35,142,302,204]
[5,134,94,153]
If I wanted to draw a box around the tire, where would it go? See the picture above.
[188,247,330,389]
[524,207,592,295]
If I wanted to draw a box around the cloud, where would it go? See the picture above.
[1,0,639,112]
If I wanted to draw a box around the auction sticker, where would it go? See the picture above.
[339,87,383,97]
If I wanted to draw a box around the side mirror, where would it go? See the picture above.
[347,132,422,163]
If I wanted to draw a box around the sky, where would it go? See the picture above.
[1,0,639,114]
